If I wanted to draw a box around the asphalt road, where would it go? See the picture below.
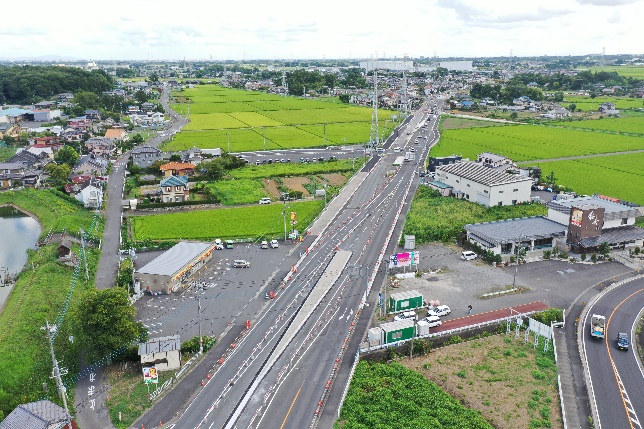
[167,107,436,428]
[582,276,644,429]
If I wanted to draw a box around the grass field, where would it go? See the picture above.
[533,152,644,205]
[205,178,268,205]
[555,116,644,134]
[403,334,562,429]
[563,95,644,110]
[131,200,324,241]
[229,159,362,179]
[587,65,644,79]
[430,124,644,162]
[164,85,397,152]
[440,116,511,130]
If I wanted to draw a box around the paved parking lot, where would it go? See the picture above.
[382,243,633,321]
[134,240,305,342]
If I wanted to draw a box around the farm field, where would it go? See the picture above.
[533,152,644,205]
[164,85,397,152]
[440,115,511,130]
[229,158,363,179]
[562,95,644,110]
[430,124,644,162]
[205,178,267,205]
[587,65,644,79]
[131,200,324,242]
[554,116,644,134]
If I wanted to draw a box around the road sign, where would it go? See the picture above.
[291,220,297,225]
[290,212,297,221]
[378,292,382,307]
[143,366,158,384]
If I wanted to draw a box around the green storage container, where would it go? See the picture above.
[388,289,423,313]
[381,319,416,344]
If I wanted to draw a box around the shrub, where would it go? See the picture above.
[591,253,597,263]
[181,335,215,354]
[581,253,587,261]
[542,250,551,260]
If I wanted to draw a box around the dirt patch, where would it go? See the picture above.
[320,173,347,186]
[403,335,563,429]
[263,178,281,198]
[281,177,311,196]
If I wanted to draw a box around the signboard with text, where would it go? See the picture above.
[143,366,158,384]
[389,251,420,268]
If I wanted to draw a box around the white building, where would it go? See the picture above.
[359,60,414,71]
[434,162,532,207]
[546,196,640,229]
[439,61,474,71]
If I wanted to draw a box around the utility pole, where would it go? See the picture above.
[42,321,72,424]
[323,123,327,147]
[409,319,416,359]
[512,235,525,288]
[282,201,288,241]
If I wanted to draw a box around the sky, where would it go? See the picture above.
[2,0,643,61]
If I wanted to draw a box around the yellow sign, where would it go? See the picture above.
[290,212,297,221]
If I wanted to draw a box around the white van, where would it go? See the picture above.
[393,310,418,322]
[461,251,477,261]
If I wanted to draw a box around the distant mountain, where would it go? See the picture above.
[0,55,87,62]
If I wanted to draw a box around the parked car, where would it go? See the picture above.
[232,260,250,268]
[394,311,418,322]
[214,239,224,250]
[423,315,442,328]
[393,146,402,152]
[617,332,629,350]
[260,240,269,249]
[429,305,451,317]
[259,197,271,205]
[461,251,477,261]
[225,240,234,249]
[270,239,279,248]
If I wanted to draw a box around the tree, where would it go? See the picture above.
[509,112,518,120]
[54,145,79,168]
[72,91,100,110]
[130,134,144,145]
[598,242,610,258]
[147,159,166,174]
[338,94,351,104]
[169,154,182,162]
[544,171,557,187]
[44,163,71,185]
[134,90,148,104]
[148,72,160,83]
[568,103,577,112]
[72,288,147,363]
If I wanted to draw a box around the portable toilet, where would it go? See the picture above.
[368,327,383,347]
[381,319,415,344]
[389,290,424,314]
[416,320,430,336]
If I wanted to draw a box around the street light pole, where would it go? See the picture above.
[512,235,525,288]
[197,297,203,354]
[283,201,288,241]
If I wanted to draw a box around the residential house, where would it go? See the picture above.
[159,162,195,177]
[73,155,108,176]
[181,147,204,164]
[74,178,104,209]
[8,150,44,167]
[160,175,189,202]
[0,123,20,139]
[131,146,162,168]
[0,162,26,188]
[540,107,571,119]
[0,399,77,429]
[141,101,155,112]
[57,92,74,102]
[32,136,60,146]
[84,109,101,120]
[477,152,513,170]
[138,335,181,372]
[85,137,116,159]
[61,127,85,142]
[33,100,57,109]
[598,102,619,115]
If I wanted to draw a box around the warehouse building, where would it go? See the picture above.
[134,241,216,294]
[433,161,532,207]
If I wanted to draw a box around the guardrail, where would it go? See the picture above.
[337,349,360,417]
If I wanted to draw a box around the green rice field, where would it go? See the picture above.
[430,124,644,161]
[587,65,644,79]
[165,85,397,151]
[533,152,644,205]
[205,178,268,205]
[562,95,644,111]
[131,200,324,241]
[555,116,644,134]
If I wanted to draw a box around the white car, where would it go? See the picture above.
[270,239,279,248]
[260,240,269,249]
[393,146,402,152]
[393,311,418,322]
[429,305,451,317]
[461,251,477,261]
[259,197,271,205]
[423,315,442,328]
[214,239,224,250]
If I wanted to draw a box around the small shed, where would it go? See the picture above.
[381,319,415,344]
[138,335,181,372]
[388,289,424,314]
[404,235,416,250]
[57,238,73,258]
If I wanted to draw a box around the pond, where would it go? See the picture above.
[0,206,41,281]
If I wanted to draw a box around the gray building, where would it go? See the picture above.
[131,146,162,169]
[465,216,567,257]
[134,241,216,294]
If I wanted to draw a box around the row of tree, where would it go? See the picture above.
[0,66,114,104]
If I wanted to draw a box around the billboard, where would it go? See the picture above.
[570,208,583,227]
[143,366,158,384]
[389,252,420,268]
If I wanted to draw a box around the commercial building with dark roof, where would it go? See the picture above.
[435,161,532,207]
[465,216,567,256]
[134,241,216,294]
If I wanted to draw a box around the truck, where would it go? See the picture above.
[404,152,415,162]
[590,314,606,338]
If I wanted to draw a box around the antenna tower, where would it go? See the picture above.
[281,68,288,96]
[369,69,379,148]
